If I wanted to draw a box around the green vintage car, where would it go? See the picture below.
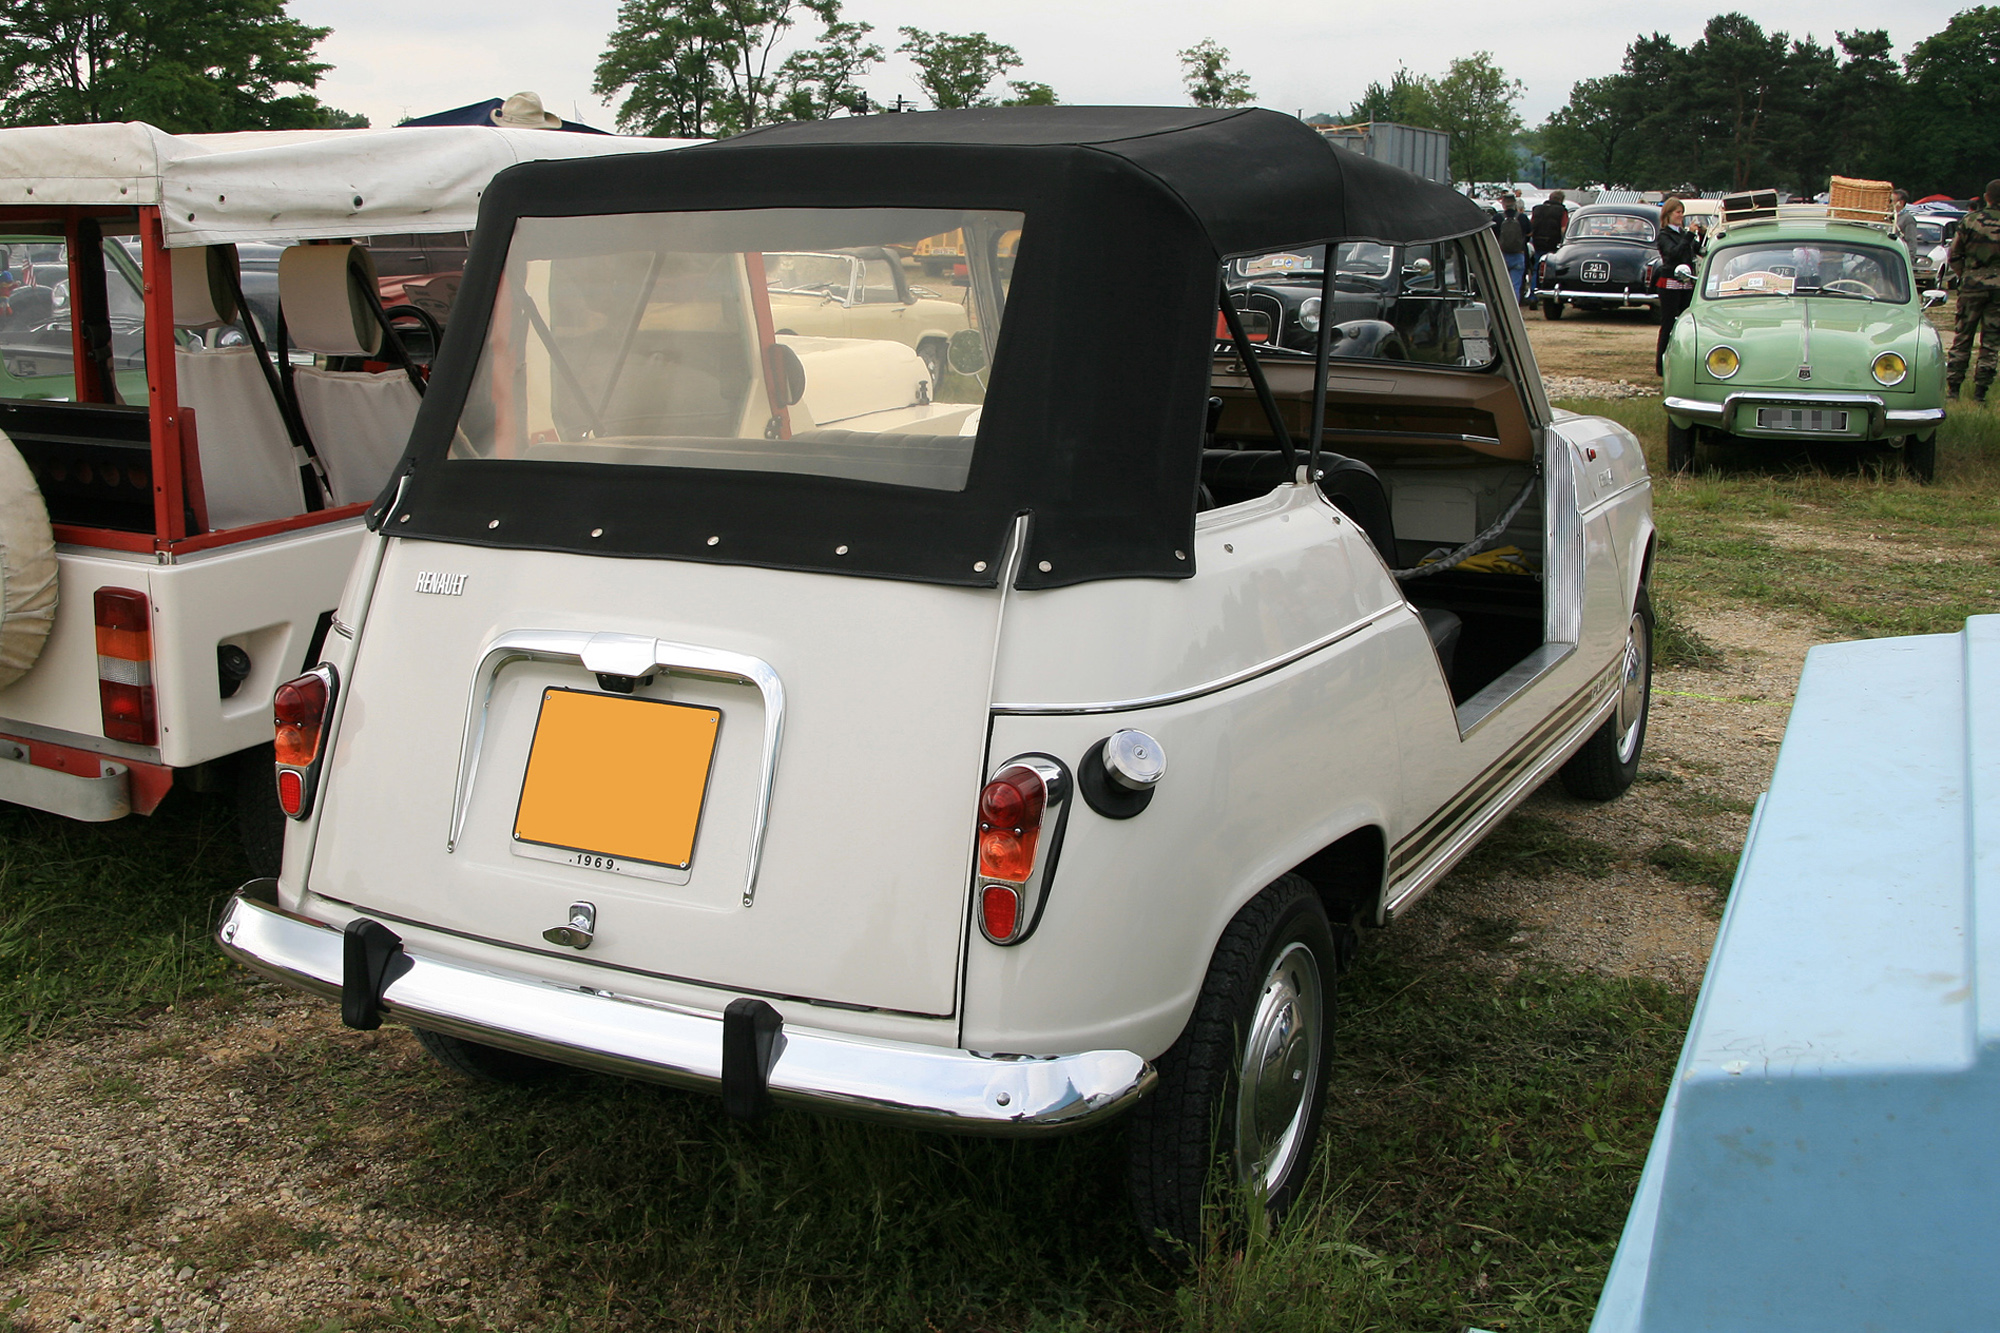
[1662,215,1947,479]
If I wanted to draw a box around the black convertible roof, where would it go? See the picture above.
[717,107,1491,254]
[387,108,1493,588]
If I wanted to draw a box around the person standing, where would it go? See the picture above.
[1946,178,2000,404]
[1492,193,1532,304]
[1529,191,1567,302]
[1893,189,1921,249]
[1654,197,1700,376]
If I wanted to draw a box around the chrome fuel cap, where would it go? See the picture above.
[1103,729,1166,791]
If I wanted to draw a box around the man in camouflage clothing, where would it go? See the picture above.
[1946,179,2000,403]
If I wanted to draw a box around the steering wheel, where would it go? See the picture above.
[381,302,443,363]
[1821,278,1877,298]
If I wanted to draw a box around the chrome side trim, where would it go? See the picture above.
[448,629,785,908]
[990,605,1395,717]
[217,884,1154,1135]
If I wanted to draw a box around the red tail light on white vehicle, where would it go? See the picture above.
[273,664,337,819]
[93,588,156,746]
[974,756,1070,945]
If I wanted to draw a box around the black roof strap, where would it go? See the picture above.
[1218,282,1296,474]
[220,257,327,513]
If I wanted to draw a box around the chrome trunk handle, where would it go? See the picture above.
[449,629,786,907]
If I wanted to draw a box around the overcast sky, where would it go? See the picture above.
[291,0,1972,133]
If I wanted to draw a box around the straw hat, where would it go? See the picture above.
[491,92,562,130]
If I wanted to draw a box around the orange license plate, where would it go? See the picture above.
[513,688,721,873]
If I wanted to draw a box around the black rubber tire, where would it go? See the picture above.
[233,744,286,879]
[1904,433,1937,483]
[1666,421,1696,475]
[1542,299,1564,321]
[1128,873,1335,1258]
[1561,587,1653,801]
[413,1028,565,1085]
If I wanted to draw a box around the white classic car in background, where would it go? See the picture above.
[763,247,969,385]
[218,108,1656,1250]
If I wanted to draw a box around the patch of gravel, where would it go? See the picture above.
[0,996,555,1332]
[1395,603,1831,987]
[1543,374,1655,401]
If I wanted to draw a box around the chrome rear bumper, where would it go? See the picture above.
[216,882,1154,1135]
[1533,286,1660,305]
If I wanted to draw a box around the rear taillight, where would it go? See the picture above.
[94,587,156,745]
[273,664,336,818]
[973,757,1070,945]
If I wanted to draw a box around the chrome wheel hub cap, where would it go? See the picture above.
[1615,609,1650,764]
[1236,941,1324,1203]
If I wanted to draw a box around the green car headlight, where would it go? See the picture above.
[1872,351,1908,387]
[1705,345,1740,379]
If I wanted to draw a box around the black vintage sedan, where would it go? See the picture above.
[1223,240,1481,365]
[1531,203,1663,319]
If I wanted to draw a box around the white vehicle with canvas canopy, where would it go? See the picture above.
[0,122,688,855]
[216,108,1656,1247]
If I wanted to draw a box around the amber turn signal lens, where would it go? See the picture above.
[1871,351,1908,387]
[1705,345,1740,379]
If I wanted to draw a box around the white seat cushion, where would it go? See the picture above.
[173,346,306,529]
[293,367,420,506]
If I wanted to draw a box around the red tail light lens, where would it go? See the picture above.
[272,665,336,820]
[276,768,306,817]
[980,885,1020,940]
[977,766,1045,884]
[93,587,155,745]
[273,672,329,767]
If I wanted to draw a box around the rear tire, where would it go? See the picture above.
[414,1028,565,1085]
[1561,587,1653,801]
[1542,299,1564,321]
[1128,874,1335,1257]
[233,745,285,879]
[1666,421,1696,475]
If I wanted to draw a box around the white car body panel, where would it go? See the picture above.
[0,523,361,766]
[304,538,1004,1017]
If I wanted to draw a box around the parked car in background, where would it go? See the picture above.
[0,122,684,859]
[1662,211,1946,478]
[763,248,969,384]
[1532,203,1664,319]
[1910,216,1958,291]
[217,107,1656,1250]
[1223,240,1484,365]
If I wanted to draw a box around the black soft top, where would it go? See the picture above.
[387,108,1493,588]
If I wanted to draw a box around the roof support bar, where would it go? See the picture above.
[1218,282,1295,473]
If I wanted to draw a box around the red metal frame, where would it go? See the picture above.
[13,205,375,556]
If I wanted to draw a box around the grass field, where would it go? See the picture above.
[5,392,1999,1331]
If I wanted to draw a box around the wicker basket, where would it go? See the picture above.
[1829,175,1894,224]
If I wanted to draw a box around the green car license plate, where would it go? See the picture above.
[1757,407,1849,433]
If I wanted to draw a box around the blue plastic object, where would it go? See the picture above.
[1591,615,2000,1332]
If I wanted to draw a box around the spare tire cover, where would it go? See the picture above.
[0,428,58,690]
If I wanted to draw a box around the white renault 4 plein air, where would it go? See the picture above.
[217,108,1656,1247]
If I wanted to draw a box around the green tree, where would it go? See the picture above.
[896,28,1021,109]
[1540,74,1646,186]
[775,17,881,120]
[0,0,347,132]
[594,0,836,137]
[1001,80,1058,106]
[1347,67,1433,124]
[1178,39,1254,107]
[1896,5,2000,196]
[1428,52,1523,185]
